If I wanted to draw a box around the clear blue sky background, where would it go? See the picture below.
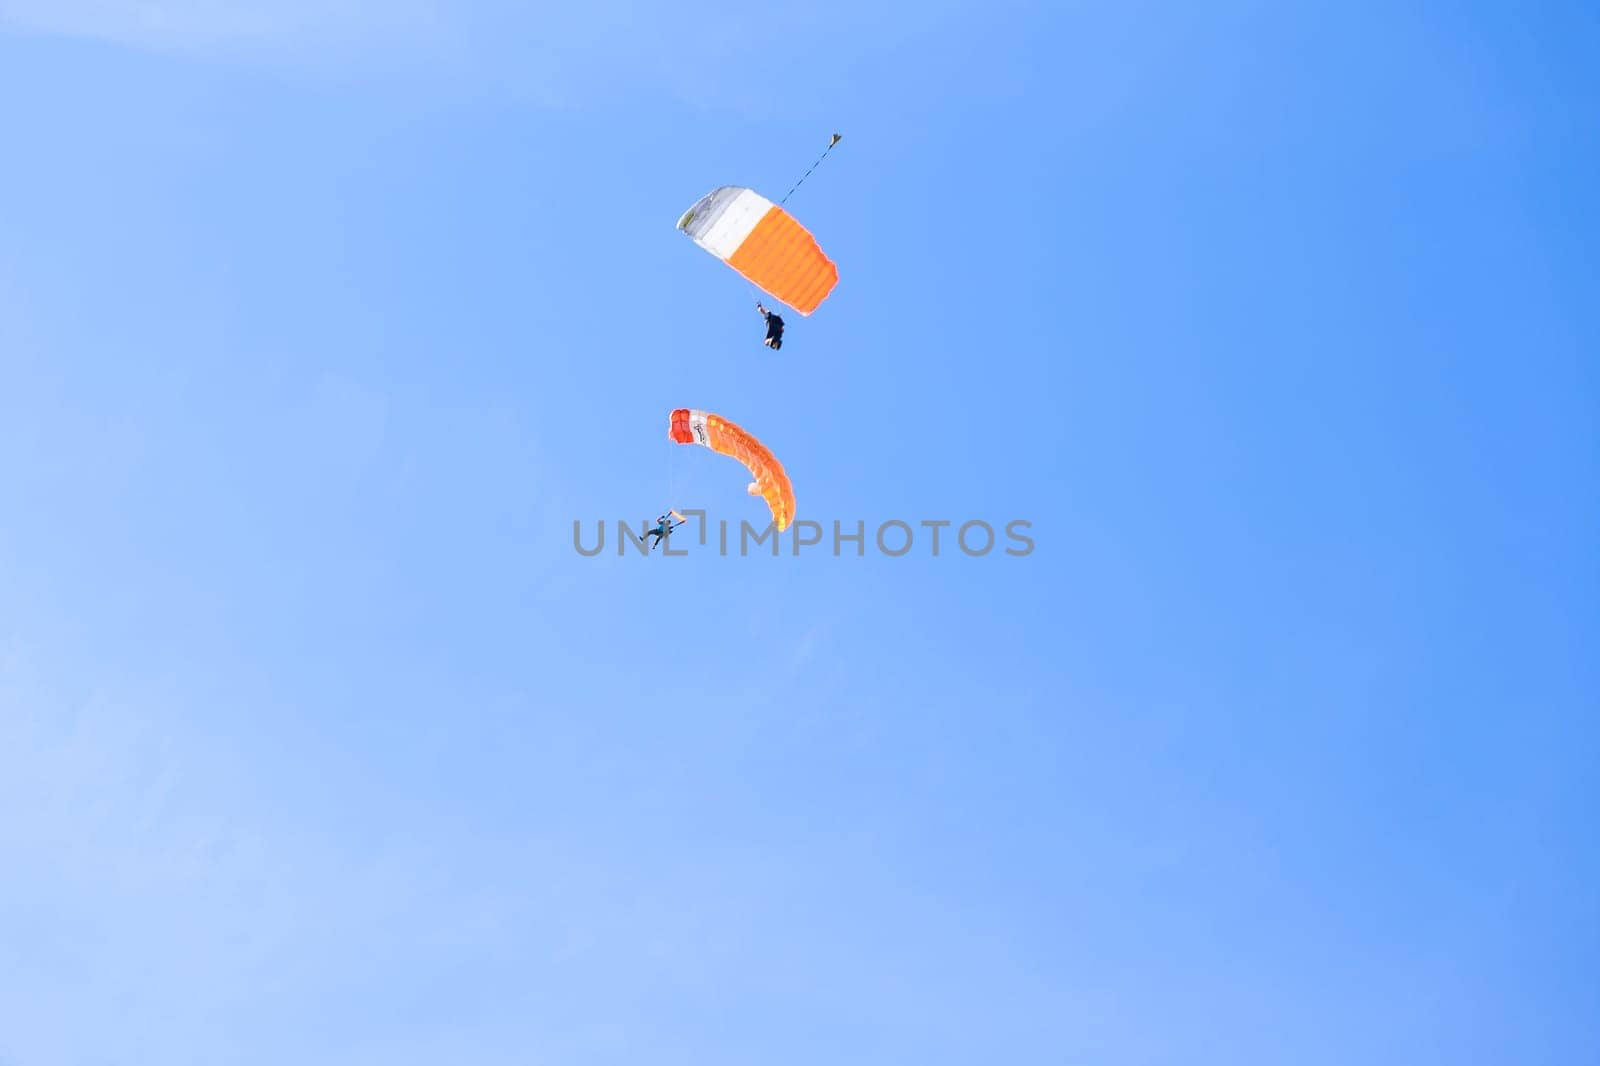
[1,2,1595,1063]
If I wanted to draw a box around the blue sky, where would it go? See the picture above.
[1,2,1596,1063]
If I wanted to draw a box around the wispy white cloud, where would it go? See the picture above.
[0,0,445,53]
[0,644,793,1064]
[0,657,460,1063]
[0,0,982,113]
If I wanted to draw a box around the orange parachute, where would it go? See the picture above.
[669,408,796,531]
[675,187,838,315]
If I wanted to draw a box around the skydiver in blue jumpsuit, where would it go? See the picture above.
[646,511,684,550]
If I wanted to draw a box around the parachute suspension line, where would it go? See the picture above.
[667,435,677,512]
[779,133,842,206]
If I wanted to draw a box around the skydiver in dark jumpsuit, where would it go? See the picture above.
[758,304,784,350]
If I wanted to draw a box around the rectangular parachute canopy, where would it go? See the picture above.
[677,186,838,315]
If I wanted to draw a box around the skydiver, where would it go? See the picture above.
[758,303,784,350]
[646,510,684,550]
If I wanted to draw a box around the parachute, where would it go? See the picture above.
[669,408,796,531]
[676,187,838,315]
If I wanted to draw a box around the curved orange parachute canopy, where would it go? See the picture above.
[675,187,838,315]
[669,408,796,531]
